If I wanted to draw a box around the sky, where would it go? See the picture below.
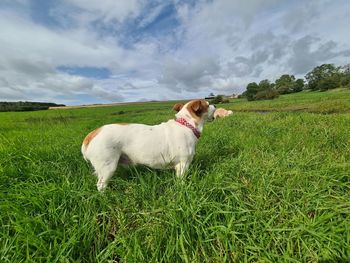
[1,0,350,105]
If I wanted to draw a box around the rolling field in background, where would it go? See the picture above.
[1,89,350,262]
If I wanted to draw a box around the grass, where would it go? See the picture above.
[1,89,350,262]
[226,88,350,113]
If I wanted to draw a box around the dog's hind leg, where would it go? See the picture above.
[91,154,120,192]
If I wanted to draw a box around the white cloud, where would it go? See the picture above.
[0,8,158,104]
[63,0,144,23]
[167,0,350,91]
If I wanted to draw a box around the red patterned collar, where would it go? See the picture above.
[176,118,201,139]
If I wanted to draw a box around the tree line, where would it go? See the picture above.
[242,63,350,101]
[0,101,65,112]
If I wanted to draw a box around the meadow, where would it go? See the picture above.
[1,89,350,262]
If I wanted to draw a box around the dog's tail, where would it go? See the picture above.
[81,142,89,162]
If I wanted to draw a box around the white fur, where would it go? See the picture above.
[82,101,215,191]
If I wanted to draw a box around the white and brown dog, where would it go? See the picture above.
[81,99,215,191]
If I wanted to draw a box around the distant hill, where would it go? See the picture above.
[0,101,65,112]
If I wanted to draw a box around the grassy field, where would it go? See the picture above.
[227,88,350,114]
[1,89,350,262]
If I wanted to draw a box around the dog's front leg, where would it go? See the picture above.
[175,161,190,178]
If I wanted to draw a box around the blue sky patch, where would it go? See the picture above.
[57,66,111,79]
[118,2,180,47]
[28,0,66,28]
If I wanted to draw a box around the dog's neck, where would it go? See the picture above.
[175,112,205,133]
[175,118,201,139]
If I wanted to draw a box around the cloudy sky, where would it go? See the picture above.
[1,0,350,105]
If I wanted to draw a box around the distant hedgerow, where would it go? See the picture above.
[254,88,279,100]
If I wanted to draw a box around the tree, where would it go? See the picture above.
[245,82,260,101]
[258,79,272,91]
[341,64,350,74]
[275,74,295,94]
[305,64,340,90]
[244,80,279,101]
[293,79,305,92]
[340,64,350,87]
[317,76,340,91]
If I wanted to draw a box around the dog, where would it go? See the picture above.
[214,108,233,119]
[81,99,216,191]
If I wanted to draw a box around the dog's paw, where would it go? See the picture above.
[97,182,107,192]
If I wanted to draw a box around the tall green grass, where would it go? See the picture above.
[1,90,350,262]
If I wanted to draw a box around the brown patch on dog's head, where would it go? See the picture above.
[83,127,102,147]
[172,103,184,112]
[186,99,209,123]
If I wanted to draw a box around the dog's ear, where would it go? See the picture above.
[173,103,184,112]
[190,100,201,112]
[190,100,208,114]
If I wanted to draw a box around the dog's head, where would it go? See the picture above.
[173,99,215,123]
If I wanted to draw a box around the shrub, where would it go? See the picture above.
[0,101,65,112]
[340,75,350,87]
[317,76,340,91]
[211,95,229,104]
[254,89,279,100]
[276,85,292,94]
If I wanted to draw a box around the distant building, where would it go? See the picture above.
[228,94,239,99]
[205,93,239,100]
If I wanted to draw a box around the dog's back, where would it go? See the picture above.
[82,121,195,169]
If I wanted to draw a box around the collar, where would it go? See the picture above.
[176,118,201,139]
